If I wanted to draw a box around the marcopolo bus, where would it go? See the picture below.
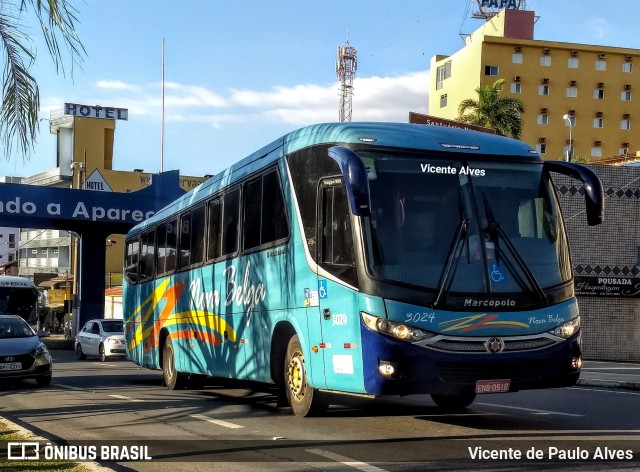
[0,275,41,327]
[122,122,603,416]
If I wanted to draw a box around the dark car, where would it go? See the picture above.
[0,314,52,387]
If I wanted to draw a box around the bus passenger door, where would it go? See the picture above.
[316,178,363,393]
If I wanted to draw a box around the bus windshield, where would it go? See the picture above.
[0,286,38,321]
[362,152,571,301]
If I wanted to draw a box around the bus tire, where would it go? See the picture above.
[284,335,328,417]
[430,393,476,410]
[163,336,187,390]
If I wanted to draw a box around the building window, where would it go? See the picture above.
[510,82,521,93]
[566,87,577,97]
[538,85,550,96]
[619,147,629,155]
[536,143,547,154]
[623,62,633,73]
[436,60,452,90]
[440,94,448,107]
[595,60,606,71]
[593,118,604,128]
[621,91,632,101]
[512,53,523,64]
[590,147,603,157]
[620,119,631,130]
[565,116,576,127]
[484,65,499,76]
[540,56,551,66]
[568,57,579,68]
[537,114,548,125]
[594,89,605,99]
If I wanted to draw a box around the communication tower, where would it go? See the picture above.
[336,31,357,122]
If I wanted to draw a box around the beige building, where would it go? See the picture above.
[430,9,639,162]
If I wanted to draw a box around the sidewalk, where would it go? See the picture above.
[577,360,640,392]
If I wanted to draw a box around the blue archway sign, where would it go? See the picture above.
[0,170,186,330]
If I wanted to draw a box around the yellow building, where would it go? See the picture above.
[429,9,639,161]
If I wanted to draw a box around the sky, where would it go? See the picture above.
[3,0,640,178]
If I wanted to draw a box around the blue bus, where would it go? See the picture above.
[122,122,603,416]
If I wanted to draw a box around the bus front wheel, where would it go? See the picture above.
[430,393,476,410]
[284,335,328,417]
[163,336,186,390]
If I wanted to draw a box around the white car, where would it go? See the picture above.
[75,319,125,361]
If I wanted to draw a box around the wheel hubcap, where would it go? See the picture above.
[287,353,305,400]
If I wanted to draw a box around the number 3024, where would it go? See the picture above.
[405,312,436,324]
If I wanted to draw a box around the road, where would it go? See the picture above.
[1,349,639,472]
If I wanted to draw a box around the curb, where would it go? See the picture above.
[0,416,113,472]
[576,378,640,392]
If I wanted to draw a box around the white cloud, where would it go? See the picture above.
[66,71,430,127]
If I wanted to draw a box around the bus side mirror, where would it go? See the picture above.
[544,161,604,226]
[328,146,371,217]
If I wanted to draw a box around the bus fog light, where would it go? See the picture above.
[570,356,582,370]
[378,361,396,377]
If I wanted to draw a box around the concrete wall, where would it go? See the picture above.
[556,164,640,362]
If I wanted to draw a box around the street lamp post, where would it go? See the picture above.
[562,114,573,162]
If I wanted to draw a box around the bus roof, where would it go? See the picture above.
[129,122,539,235]
[0,276,36,288]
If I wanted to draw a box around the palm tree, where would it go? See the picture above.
[457,79,525,139]
[0,0,85,160]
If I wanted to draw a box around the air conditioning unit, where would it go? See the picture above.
[598,52,606,59]
[543,48,551,55]
[542,78,550,84]
[570,50,579,57]
[624,84,632,90]
[567,110,576,116]
[597,82,605,88]
[513,76,521,82]
[515,46,523,53]
[623,113,631,119]
[625,55,633,62]
[593,141,602,146]
[538,137,546,143]
[569,80,577,86]
[622,142,630,148]
[539,108,548,114]
[595,112,604,117]
[566,139,573,145]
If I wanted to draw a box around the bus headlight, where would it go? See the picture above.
[361,312,434,343]
[547,316,580,339]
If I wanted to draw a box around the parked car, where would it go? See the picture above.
[0,314,52,387]
[75,319,126,361]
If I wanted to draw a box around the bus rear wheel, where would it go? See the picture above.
[430,393,476,411]
[284,335,328,417]
[163,336,187,390]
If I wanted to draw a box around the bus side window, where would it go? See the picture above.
[319,183,357,287]
[139,230,155,281]
[165,219,177,272]
[222,189,240,256]
[125,238,140,283]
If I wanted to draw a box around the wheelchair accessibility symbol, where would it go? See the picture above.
[318,280,328,299]
[490,264,506,283]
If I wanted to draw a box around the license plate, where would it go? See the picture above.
[476,379,510,394]
[0,362,22,371]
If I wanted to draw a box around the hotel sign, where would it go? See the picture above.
[64,103,128,121]
[574,276,640,298]
[409,112,496,134]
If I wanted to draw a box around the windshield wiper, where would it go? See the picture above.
[482,194,548,304]
[432,195,469,308]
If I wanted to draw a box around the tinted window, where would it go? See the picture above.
[243,169,289,251]
[208,188,240,260]
[124,238,140,282]
[140,231,155,280]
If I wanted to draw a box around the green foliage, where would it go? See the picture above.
[457,79,525,139]
[0,0,85,160]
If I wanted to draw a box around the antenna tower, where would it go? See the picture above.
[336,31,357,122]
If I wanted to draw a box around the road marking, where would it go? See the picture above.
[189,414,244,429]
[477,403,583,417]
[307,449,388,472]
[54,383,84,391]
[108,394,144,402]
[93,363,118,367]
[582,367,640,370]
